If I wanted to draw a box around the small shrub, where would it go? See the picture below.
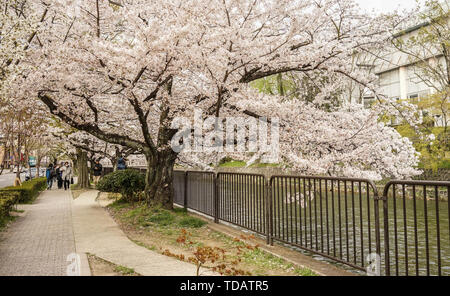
[97,169,145,202]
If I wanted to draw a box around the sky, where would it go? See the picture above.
[356,0,419,13]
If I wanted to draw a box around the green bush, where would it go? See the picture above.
[97,169,146,202]
[0,177,47,204]
[0,191,20,216]
[0,191,21,228]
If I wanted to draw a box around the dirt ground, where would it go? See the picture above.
[71,187,92,199]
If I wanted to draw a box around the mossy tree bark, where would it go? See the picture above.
[76,148,90,189]
[144,149,177,210]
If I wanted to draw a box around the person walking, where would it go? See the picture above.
[56,163,63,189]
[117,157,127,170]
[45,163,55,190]
[62,162,73,190]
[93,160,103,185]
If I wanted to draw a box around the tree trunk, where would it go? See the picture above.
[76,148,90,189]
[0,146,6,175]
[15,140,21,180]
[144,151,177,209]
[111,156,118,171]
[36,158,41,177]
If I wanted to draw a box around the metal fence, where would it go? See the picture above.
[269,175,382,272]
[218,173,268,238]
[101,168,449,276]
[382,180,449,276]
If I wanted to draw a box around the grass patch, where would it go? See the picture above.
[249,162,281,168]
[240,247,316,276]
[108,198,130,210]
[132,239,157,251]
[114,265,136,275]
[109,201,206,229]
[178,216,207,228]
[218,161,247,168]
[293,266,317,276]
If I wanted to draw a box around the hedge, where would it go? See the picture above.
[0,177,47,204]
[0,191,20,216]
[0,191,21,228]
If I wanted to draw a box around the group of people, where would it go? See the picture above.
[45,162,73,190]
[45,157,128,189]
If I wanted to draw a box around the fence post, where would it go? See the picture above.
[382,190,390,276]
[214,173,219,224]
[183,171,188,210]
[374,187,390,276]
[373,195,382,267]
[265,177,274,246]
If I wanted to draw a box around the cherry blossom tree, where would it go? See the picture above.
[0,0,46,97]
[0,100,50,180]
[14,0,421,208]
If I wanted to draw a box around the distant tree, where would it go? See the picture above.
[0,102,49,180]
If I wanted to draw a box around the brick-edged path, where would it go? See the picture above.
[0,189,76,276]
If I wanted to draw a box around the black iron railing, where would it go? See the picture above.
[269,175,382,272]
[382,180,450,276]
[102,167,449,276]
[218,172,268,238]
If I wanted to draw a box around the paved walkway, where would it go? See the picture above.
[0,187,210,276]
[0,189,76,276]
[72,191,206,276]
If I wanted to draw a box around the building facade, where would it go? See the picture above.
[352,19,448,127]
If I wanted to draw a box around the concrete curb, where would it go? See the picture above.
[79,253,92,276]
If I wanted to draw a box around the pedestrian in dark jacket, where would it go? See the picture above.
[117,157,126,170]
[56,163,64,189]
[93,160,103,185]
[45,163,55,190]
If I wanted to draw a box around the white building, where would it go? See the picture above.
[353,18,448,127]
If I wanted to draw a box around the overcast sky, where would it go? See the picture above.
[356,0,419,13]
